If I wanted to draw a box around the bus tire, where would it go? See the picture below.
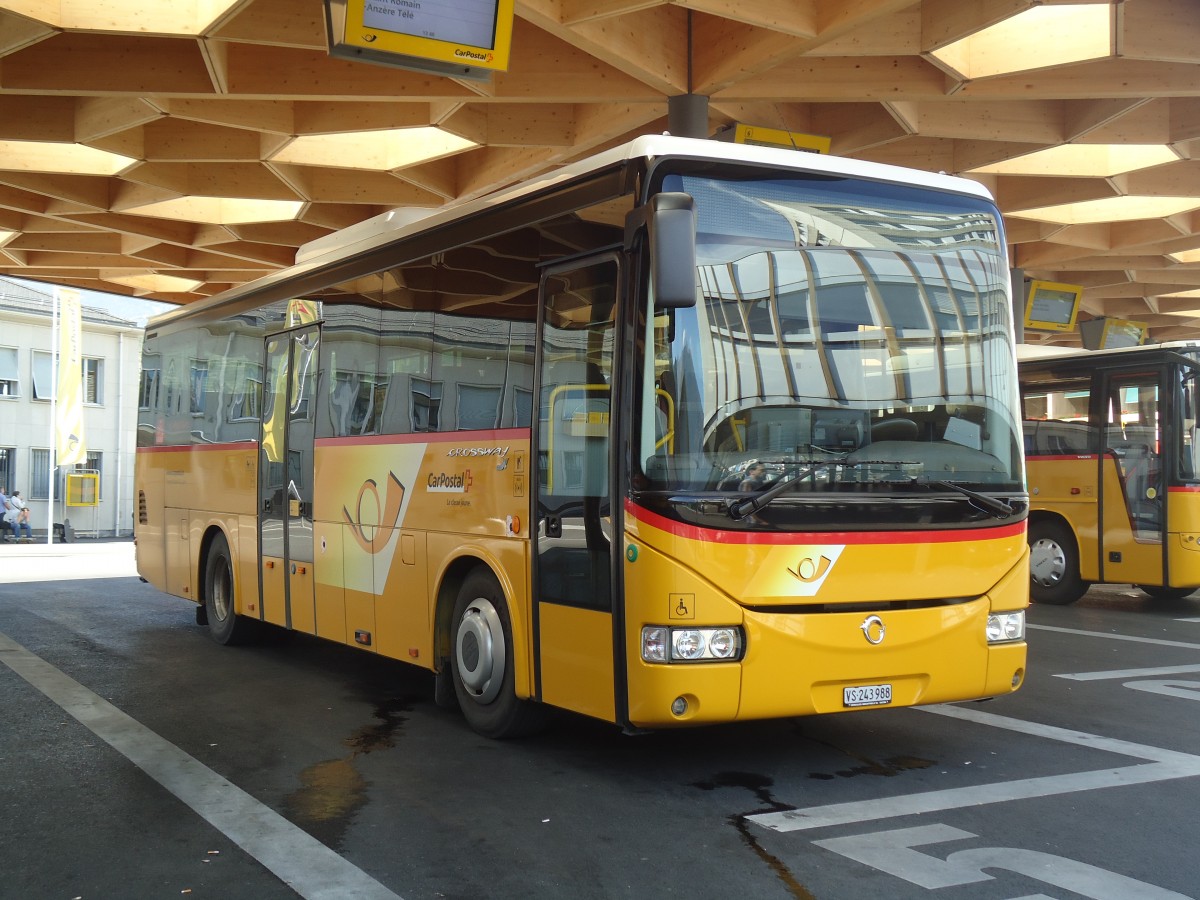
[1028,520,1087,605]
[1136,584,1196,601]
[203,533,260,646]
[432,664,458,711]
[450,568,546,739]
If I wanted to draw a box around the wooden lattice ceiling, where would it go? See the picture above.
[0,0,1198,344]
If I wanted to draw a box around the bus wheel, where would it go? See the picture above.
[1136,585,1196,601]
[1028,520,1087,605]
[203,533,259,645]
[450,569,546,739]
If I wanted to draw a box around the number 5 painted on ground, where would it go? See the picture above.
[815,824,1190,899]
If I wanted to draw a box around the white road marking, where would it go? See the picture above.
[1176,617,1200,623]
[1028,623,1200,651]
[917,704,1200,762]
[1058,664,1200,681]
[1124,680,1200,702]
[814,824,1192,899]
[749,704,1200,834]
[0,631,402,900]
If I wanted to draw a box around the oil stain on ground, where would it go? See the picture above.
[692,771,817,900]
[283,696,411,848]
[807,753,935,780]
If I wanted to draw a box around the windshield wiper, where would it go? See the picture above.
[728,458,900,520]
[919,479,1015,519]
[728,464,1017,521]
[728,462,820,520]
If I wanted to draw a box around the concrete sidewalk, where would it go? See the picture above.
[0,539,138,584]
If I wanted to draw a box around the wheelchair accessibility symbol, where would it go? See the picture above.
[669,593,695,620]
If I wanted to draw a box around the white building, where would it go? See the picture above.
[0,278,142,538]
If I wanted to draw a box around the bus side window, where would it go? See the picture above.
[1030,420,1091,455]
[1179,374,1199,480]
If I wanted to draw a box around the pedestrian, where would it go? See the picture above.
[6,490,32,542]
[739,462,769,492]
[0,485,10,542]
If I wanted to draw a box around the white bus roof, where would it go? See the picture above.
[151,134,998,330]
[295,134,995,266]
[1017,341,1200,365]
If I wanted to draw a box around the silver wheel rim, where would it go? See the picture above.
[1030,537,1067,588]
[455,598,505,704]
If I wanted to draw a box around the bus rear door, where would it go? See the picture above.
[1099,367,1167,585]
[259,325,321,632]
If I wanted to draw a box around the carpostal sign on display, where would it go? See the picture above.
[326,0,515,75]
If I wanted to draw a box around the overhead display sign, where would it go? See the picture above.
[325,0,514,80]
[1079,317,1148,350]
[1024,279,1083,333]
[731,124,831,154]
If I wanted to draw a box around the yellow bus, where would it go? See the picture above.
[1020,342,1200,604]
[134,135,1028,737]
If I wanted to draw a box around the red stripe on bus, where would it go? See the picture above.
[1026,454,1097,461]
[625,499,1024,545]
[1168,485,1200,493]
[136,442,255,453]
[315,428,530,448]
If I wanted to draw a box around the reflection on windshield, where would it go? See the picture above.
[637,173,1023,499]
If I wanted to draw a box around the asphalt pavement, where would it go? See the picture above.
[2,546,1199,898]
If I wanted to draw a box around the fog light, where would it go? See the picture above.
[671,696,688,716]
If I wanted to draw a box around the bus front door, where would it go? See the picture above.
[1099,369,1167,586]
[533,257,620,724]
[259,325,320,631]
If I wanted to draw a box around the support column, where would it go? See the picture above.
[668,94,709,139]
[1010,267,1025,344]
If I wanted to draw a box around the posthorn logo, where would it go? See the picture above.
[783,546,844,596]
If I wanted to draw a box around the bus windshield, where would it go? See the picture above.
[636,172,1023,522]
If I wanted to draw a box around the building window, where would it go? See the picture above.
[139,368,161,410]
[32,351,53,400]
[0,347,18,397]
[30,448,50,499]
[190,359,208,414]
[411,379,442,432]
[0,447,13,490]
[457,384,502,430]
[227,362,263,422]
[83,358,103,404]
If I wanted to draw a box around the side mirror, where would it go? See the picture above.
[626,192,697,309]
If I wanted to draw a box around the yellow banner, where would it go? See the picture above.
[56,287,87,466]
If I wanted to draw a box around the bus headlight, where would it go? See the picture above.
[986,611,1025,643]
[641,626,744,663]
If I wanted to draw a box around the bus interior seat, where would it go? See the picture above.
[812,410,867,451]
[870,417,919,443]
[1028,419,1091,455]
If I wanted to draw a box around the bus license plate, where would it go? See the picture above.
[843,683,892,707]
